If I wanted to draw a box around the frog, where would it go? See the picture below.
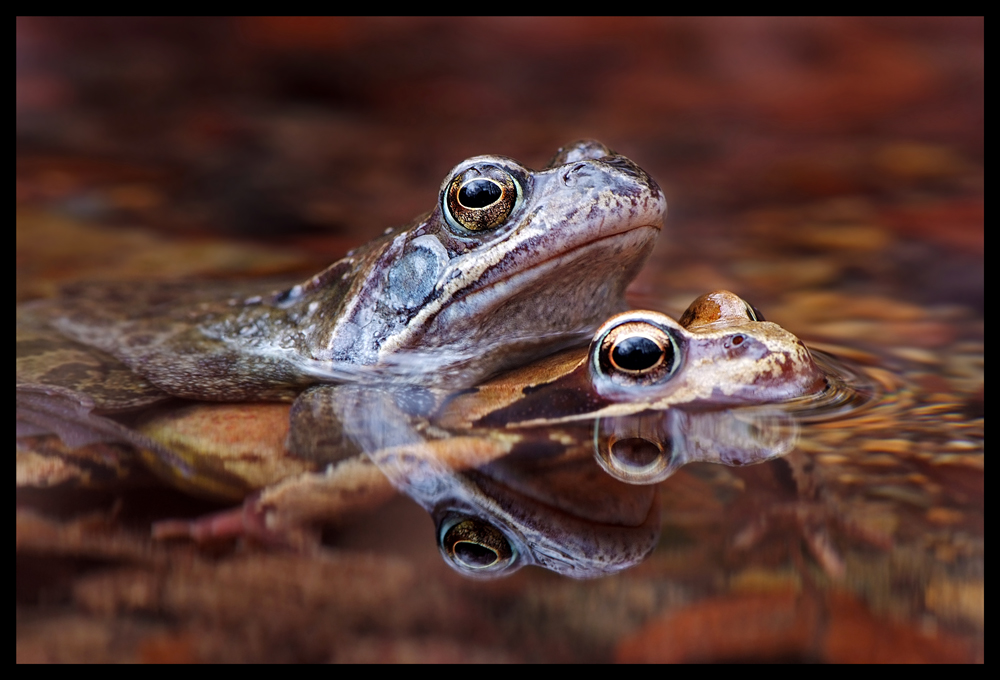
[18,139,666,407]
[17,139,667,498]
[434,289,829,430]
[19,287,852,577]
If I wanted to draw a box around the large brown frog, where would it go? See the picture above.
[17,139,666,407]
[18,139,667,491]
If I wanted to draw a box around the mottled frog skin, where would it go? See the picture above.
[19,140,665,401]
[438,290,828,429]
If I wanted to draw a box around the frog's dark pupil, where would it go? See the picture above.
[612,336,667,372]
[453,541,498,567]
[459,179,502,208]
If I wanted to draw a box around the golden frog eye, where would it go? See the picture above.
[594,320,681,387]
[445,165,520,232]
[440,517,515,572]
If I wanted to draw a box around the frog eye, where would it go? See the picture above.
[611,335,665,372]
[744,303,766,322]
[444,165,521,232]
[439,515,517,575]
[594,320,682,387]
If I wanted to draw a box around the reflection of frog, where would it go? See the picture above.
[17,138,665,407]
[330,391,799,578]
[262,292,825,576]
[330,290,824,577]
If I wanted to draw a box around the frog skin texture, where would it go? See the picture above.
[437,290,829,429]
[18,139,665,406]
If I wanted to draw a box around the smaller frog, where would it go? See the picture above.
[438,290,828,429]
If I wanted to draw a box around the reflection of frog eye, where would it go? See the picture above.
[593,414,681,484]
[597,434,676,484]
[610,436,664,467]
[444,165,521,232]
[439,515,516,574]
[594,321,681,387]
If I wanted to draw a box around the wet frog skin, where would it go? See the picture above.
[47,290,822,500]
[20,139,665,402]
[284,289,824,472]
[438,290,828,430]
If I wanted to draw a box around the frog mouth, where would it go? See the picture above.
[366,207,662,383]
[392,217,658,321]
[453,221,662,306]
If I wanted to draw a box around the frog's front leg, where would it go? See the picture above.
[152,454,396,548]
[148,383,425,546]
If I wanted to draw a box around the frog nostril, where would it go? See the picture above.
[563,163,590,183]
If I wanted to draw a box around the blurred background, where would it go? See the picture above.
[17,17,983,310]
